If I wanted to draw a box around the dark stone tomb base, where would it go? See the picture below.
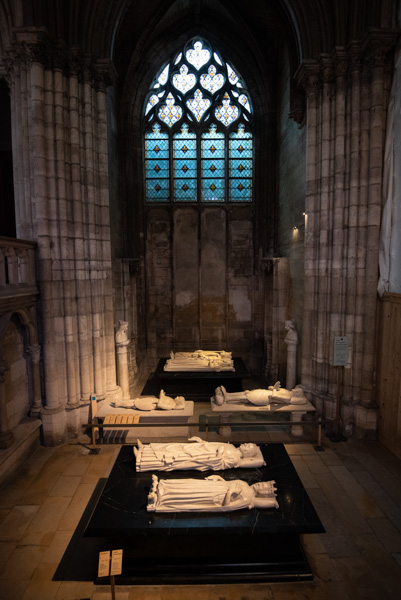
[141,357,250,400]
[76,444,325,585]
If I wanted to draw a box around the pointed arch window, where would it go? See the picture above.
[144,38,253,203]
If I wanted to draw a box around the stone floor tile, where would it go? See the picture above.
[49,475,82,498]
[0,474,37,509]
[0,505,39,541]
[313,471,371,535]
[161,584,212,600]
[127,585,163,600]
[353,533,401,589]
[328,465,383,519]
[302,455,330,475]
[367,517,401,553]
[306,488,360,558]
[209,583,274,599]
[0,544,47,580]
[308,553,341,583]
[392,552,401,566]
[58,501,85,531]
[21,562,61,600]
[290,457,320,488]
[61,454,93,477]
[301,533,327,555]
[54,580,94,599]
[0,541,16,571]
[0,577,30,600]
[24,496,71,534]
[353,469,401,533]
[70,481,98,505]
[40,530,73,564]
[333,555,399,600]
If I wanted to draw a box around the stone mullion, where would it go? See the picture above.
[327,55,347,402]
[315,61,333,399]
[344,50,362,402]
[95,76,119,398]
[69,69,92,403]
[361,52,387,406]
[55,65,80,408]
[30,59,62,412]
[44,66,69,407]
[299,65,320,395]
[92,81,108,399]
[83,78,105,401]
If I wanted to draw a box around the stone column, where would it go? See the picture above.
[115,321,130,401]
[0,358,13,449]
[284,320,298,391]
[27,344,43,417]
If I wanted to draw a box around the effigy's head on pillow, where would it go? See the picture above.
[239,443,258,457]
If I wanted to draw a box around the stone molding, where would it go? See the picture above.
[5,27,116,87]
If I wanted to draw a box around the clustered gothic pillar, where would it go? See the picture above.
[5,29,120,444]
[297,32,397,439]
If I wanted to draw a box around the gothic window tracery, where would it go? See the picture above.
[144,37,253,203]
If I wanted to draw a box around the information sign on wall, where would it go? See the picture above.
[333,336,349,366]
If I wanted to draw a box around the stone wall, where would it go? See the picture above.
[276,43,307,382]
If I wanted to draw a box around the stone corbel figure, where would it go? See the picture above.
[284,320,298,391]
[115,320,130,400]
[115,320,129,347]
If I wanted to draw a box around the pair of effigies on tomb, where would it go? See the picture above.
[163,349,235,372]
[135,436,279,514]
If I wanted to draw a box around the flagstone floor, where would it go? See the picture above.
[0,414,401,600]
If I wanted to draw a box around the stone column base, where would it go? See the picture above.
[40,406,67,446]
[354,403,378,441]
[66,402,82,439]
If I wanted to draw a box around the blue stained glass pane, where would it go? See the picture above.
[174,178,197,201]
[200,64,224,94]
[173,124,196,201]
[186,89,211,122]
[186,40,210,70]
[227,63,239,85]
[145,124,169,202]
[146,178,169,201]
[230,158,252,178]
[158,93,182,127]
[229,125,252,202]
[157,65,169,85]
[229,178,252,201]
[172,64,196,94]
[215,93,239,126]
[202,159,224,178]
[145,94,160,115]
[201,178,225,202]
[238,93,251,112]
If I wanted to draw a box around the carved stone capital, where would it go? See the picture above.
[294,60,321,95]
[94,59,118,91]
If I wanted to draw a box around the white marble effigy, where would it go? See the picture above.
[134,437,265,472]
[163,350,235,372]
[147,474,279,512]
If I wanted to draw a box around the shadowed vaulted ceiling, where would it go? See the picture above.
[2,0,396,70]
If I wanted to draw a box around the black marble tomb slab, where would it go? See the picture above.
[82,443,325,584]
[141,357,250,398]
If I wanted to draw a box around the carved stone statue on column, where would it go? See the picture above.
[284,320,298,391]
[115,320,130,401]
[0,357,14,448]
[27,344,43,417]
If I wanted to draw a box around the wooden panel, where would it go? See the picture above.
[377,293,401,459]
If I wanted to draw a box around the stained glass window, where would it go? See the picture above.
[143,37,253,203]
